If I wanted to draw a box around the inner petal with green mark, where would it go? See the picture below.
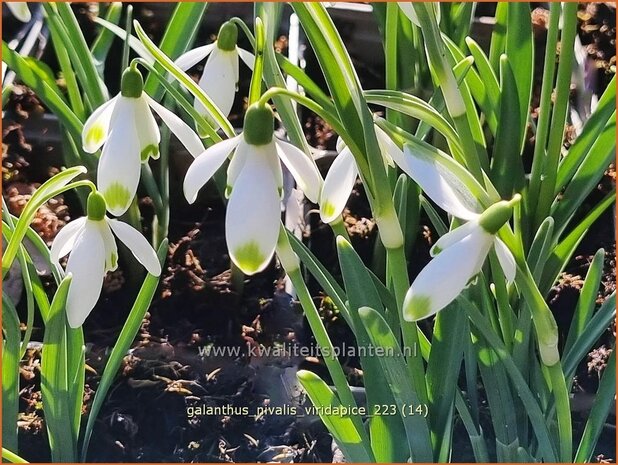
[233,241,265,274]
[321,201,337,220]
[86,123,106,148]
[141,144,159,162]
[104,182,131,212]
[405,294,433,321]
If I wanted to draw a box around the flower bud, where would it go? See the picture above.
[478,194,521,235]
[121,67,144,98]
[87,191,107,221]
[217,21,238,52]
[243,103,274,146]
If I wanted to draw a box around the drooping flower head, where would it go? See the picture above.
[51,191,161,328]
[401,144,518,321]
[175,21,254,125]
[184,103,321,275]
[82,65,204,216]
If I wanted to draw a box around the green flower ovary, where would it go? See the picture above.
[87,191,107,221]
[217,21,238,51]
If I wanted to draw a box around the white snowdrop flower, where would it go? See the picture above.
[401,143,518,321]
[82,65,204,216]
[175,21,254,123]
[319,125,408,224]
[183,103,321,275]
[51,191,161,328]
[6,2,31,22]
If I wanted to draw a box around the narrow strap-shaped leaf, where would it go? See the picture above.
[40,276,77,462]
[337,237,407,462]
[574,348,616,462]
[564,248,606,355]
[2,448,28,463]
[358,307,433,462]
[81,240,168,460]
[527,217,555,281]
[2,294,21,452]
[90,2,123,76]
[465,36,499,133]
[488,2,508,71]
[297,371,374,462]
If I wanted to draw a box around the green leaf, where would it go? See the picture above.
[505,2,533,149]
[574,348,616,462]
[488,2,508,71]
[426,303,466,461]
[297,371,374,462]
[2,167,87,275]
[93,17,155,65]
[2,42,83,138]
[81,240,168,460]
[336,237,406,462]
[564,248,605,355]
[2,448,28,463]
[2,294,21,452]
[143,2,208,100]
[91,3,123,76]
[490,55,524,197]
[526,217,555,281]
[358,307,433,462]
[40,276,77,462]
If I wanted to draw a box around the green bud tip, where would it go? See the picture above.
[243,103,274,146]
[217,21,238,51]
[121,66,144,98]
[478,194,521,235]
[87,191,107,221]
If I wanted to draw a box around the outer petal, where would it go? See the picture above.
[403,228,492,321]
[97,99,141,216]
[133,97,161,161]
[97,220,118,272]
[275,140,322,203]
[184,135,241,203]
[7,3,31,22]
[319,147,358,224]
[494,238,517,283]
[196,48,237,119]
[175,43,216,71]
[146,95,204,157]
[225,139,249,196]
[237,47,255,69]
[65,221,106,328]
[400,145,480,220]
[429,219,477,257]
[108,219,161,276]
[225,155,280,275]
[50,217,87,265]
[82,95,118,153]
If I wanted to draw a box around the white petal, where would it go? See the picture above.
[146,95,204,157]
[237,47,255,70]
[403,227,492,321]
[275,140,322,203]
[134,97,161,161]
[429,220,477,257]
[226,138,249,196]
[195,48,238,119]
[494,238,517,283]
[175,43,216,71]
[65,221,106,328]
[319,147,358,224]
[7,2,31,22]
[97,99,141,216]
[82,96,118,153]
[98,221,118,272]
[401,145,480,220]
[375,125,398,168]
[256,140,283,197]
[225,155,280,275]
[50,217,87,265]
[184,135,241,203]
[108,219,161,276]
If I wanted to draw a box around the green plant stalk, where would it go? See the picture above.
[276,227,369,444]
[248,18,265,105]
[547,363,573,461]
[121,5,133,72]
[533,2,578,228]
[411,3,485,182]
[384,3,400,127]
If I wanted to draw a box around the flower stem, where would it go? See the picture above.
[248,18,265,105]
